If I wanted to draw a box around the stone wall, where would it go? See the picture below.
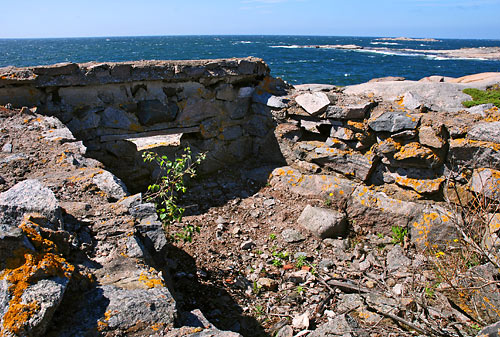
[0,58,285,190]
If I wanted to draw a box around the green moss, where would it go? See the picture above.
[462,87,500,108]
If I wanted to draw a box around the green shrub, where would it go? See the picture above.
[142,146,206,242]
[462,88,500,108]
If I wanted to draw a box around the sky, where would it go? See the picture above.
[1,0,500,39]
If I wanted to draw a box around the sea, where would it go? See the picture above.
[1,35,499,86]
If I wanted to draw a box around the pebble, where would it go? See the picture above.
[240,240,255,250]
[287,270,309,284]
[257,277,278,291]
[281,228,306,243]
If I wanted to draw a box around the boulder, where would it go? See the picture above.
[344,80,494,112]
[281,228,306,243]
[297,205,348,239]
[368,111,420,133]
[390,142,442,169]
[330,124,356,141]
[295,92,331,115]
[0,179,61,228]
[92,171,129,201]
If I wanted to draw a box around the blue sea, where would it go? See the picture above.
[1,35,499,86]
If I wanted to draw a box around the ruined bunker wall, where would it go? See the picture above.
[0,58,281,191]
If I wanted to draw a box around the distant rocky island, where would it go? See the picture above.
[376,36,441,42]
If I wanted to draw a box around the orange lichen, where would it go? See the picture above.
[0,217,74,335]
[394,142,438,162]
[138,272,164,289]
[395,176,444,194]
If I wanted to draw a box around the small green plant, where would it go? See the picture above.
[462,87,500,108]
[296,286,305,294]
[142,146,206,242]
[324,198,332,207]
[269,233,277,241]
[377,233,384,239]
[295,255,307,268]
[424,285,436,299]
[273,251,289,260]
[391,225,408,245]
[272,259,283,268]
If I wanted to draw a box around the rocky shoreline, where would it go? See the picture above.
[1,59,500,337]
[287,45,500,61]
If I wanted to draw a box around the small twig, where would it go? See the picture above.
[365,302,434,336]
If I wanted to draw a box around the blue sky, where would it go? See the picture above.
[1,0,500,39]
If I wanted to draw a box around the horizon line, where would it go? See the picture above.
[1,34,499,41]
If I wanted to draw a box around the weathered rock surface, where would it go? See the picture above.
[470,168,500,199]
[368,111,420,133]
[468,121,500,144]
[0,179,61,228]
[92,170,129,200]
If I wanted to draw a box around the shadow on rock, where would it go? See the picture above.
[167,244,271,337]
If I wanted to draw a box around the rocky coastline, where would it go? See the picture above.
[1,59,500,336]
[287,44,500,61]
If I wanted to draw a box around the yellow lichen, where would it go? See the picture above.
[0,217,74,335]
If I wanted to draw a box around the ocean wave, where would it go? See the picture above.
[424,55,489,61]
[354,49,423,57]
[270,45,305,49]
[283,59,320,64]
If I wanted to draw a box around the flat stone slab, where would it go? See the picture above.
[295,92,331,115]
